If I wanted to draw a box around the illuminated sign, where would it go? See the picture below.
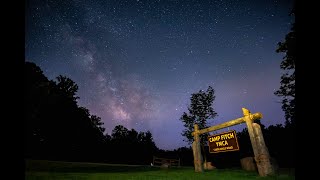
[208,130,239,153]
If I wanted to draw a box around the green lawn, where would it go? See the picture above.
[25,159,295,180]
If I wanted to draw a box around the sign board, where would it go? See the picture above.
[208,130,239,153]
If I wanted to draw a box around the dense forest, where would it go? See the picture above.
[25,61,157,164]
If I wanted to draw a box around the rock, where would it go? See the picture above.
[161,163,170,168]
[240,157,257,171]
[203,161,216,170]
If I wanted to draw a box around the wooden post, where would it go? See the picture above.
[242,108,274,177]
[242,108,260,159]
[192,124,203,172]
[252,123,275,176]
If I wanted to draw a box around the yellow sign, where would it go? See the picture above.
[208,130,239,153]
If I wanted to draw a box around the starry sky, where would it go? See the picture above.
[25,0,294,150]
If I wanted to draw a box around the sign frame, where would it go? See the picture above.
[208,130,240,153]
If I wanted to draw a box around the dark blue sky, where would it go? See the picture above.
[25,0,294,150]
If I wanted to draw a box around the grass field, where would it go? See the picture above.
[25,159,295,180]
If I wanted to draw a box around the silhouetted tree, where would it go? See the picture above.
[105,133,112,141]
[110,125,128,162]
[56,75,79,101]
[274,11,296,127]
[179,86,218,163]
[112,125,129,140]
[25,61,108,162]
[109,125,158,164]
[25,61,161,164]
[273,8,295,168]
[128,129,139,144]
[90,115,106,133]
[141,131,158,164]
[176,146,193,166]
[25,62,51,159]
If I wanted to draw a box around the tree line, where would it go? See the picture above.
[25,62,157,164]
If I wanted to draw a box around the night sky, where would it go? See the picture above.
[25,0,294,150]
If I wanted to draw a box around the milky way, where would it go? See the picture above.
[25,0,294,150]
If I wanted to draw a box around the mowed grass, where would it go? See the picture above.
[25,159,295,180]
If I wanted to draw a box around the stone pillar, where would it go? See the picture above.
[192,124,203,172]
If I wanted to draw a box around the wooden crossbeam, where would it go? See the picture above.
[192,112,262,136]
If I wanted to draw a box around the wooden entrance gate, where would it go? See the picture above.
[191,108,274,177]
